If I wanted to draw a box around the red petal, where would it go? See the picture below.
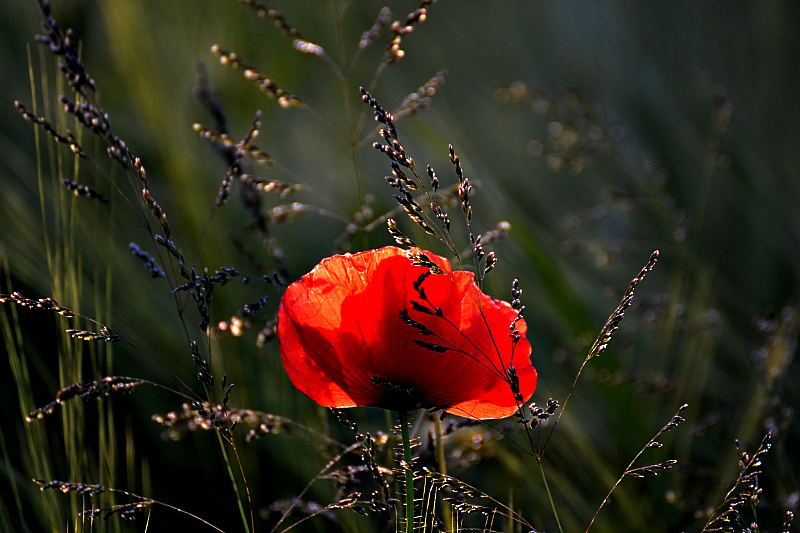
[278,247,537,419]
[278,248,407,407]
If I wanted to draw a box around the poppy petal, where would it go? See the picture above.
[277,246,537,419]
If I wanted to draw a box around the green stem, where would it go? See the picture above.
[537,459,564,533]
[518,399,562,533]
[399,411,414,533]
[214,432,251,533]
[433,416,452,531]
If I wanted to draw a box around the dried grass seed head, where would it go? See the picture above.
[15,100,86,158]
[359,6,392,49]
[387,1,435,63]
[211,44,301,108]
[63,179,109,202]
[393,70,447,121]
[27,376,145,421]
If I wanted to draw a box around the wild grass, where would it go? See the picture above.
[0,1,798,532]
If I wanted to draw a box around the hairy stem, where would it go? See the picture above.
[399,410,414,533]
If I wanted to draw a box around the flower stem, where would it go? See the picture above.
[399,410,414,533]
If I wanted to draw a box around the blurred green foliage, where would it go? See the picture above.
[0,1,798,532]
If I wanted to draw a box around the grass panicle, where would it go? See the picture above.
[26,377,145,422]
[62,179,109,203]
[213,295,269,338]
[0,291,75,318]
[701,432,773,532]
[586,403,689,531]
[542,249,661,457]
[393,69,447,121]
[193,114,272,167]
[359,7,393,50]
[33,479,223,531]
[210,44,302,109]
[64,326,120,342]
[33,0,96,93]
[128,242,166,278]
[588,249,661,360]
[14,99,86,158]
[152,402,314,443]
[387,1,435,63]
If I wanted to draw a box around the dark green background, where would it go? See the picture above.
[1,2,798,532]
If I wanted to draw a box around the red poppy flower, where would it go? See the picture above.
[277,247,536,420]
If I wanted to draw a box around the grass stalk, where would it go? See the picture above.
[214,432,251,533]
[537,459,564,533]
[433,415,452,531]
